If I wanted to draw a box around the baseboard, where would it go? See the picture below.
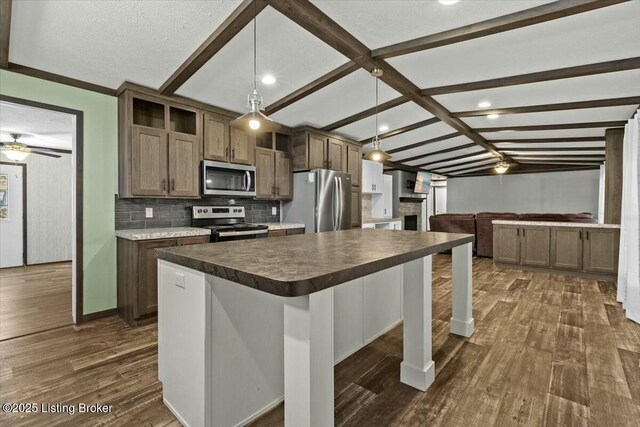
[81,308,118,323]
[235,396,284,427]
[163,398,192,427]
[494,262,617,281]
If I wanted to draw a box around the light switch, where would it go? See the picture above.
[272,207,277,215]
[308,172,315,183]
[175,273,185,289]
[145,207,153,218]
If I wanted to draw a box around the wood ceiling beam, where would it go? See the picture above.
[159,0,267,95]
[386,132,462,154]
[371,0,629,60]
[512,154,604,159]
[416,152,495,168]
[501,146,605,152]
[359,117,440,143]
[322,96,409,131]
[476,121,627,132]
[264,61,360,115]
[453,164,600,177]
[453,96,640,117]
[490,136,605,143]
[382,160,434,174]
[422,57,640,95]
[267,0,510,164]
[435,159,500,174]
[517,160,604,165]
[0,0,11,69]
[395,143,478,163]
[7,63,117,96]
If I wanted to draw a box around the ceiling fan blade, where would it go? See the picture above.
[29,149,62,158]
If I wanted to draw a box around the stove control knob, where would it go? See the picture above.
[197,209,202,213]
[203,209,208,213]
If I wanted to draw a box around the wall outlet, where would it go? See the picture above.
[145,207,153,218]
[272,207,277,216]
[175,273,185,289]
[229,199,236,205]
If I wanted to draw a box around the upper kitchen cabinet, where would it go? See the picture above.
[362,160,383,194]
[255,147,293,201]
[118,90,202,198]
[291,129,361,176]
[326,138,344,171]
[346,144,362,187]
[203,113,255,165]
[230,128,256,165]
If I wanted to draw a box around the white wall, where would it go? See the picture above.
[447,170,600,217]
[24,152,73,264]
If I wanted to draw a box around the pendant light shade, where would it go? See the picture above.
[364,68,391,163]
[494,160,509,174]
[231,1,280,134]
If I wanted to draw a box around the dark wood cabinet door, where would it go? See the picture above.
[268,229,287,238]
[230,128,256,165]
[168,133,201,197]
[327,138,344,171]
[275,151,293,201]
[550,227,583,270]
[131,126,168,196]
[137,239,176,318]
[493,225,520,264]
[347,144,361,186]
[203,113,229,161]
[583,228,620,275]
[177,236,210,246]
[351,189,361,228]
[308,133,326,169]
[286,228,305,235]
[521,226,550,267]
[255,147,275,199]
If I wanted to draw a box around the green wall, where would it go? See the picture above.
[0,70,118,315]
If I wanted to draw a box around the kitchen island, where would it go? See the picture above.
[156,229,474,427]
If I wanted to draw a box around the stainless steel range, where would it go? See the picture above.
[191,206,268,242]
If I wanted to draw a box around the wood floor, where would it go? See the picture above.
[1,255,639,426]
[0,262,73,341]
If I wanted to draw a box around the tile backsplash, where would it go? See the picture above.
[115,195,280,230]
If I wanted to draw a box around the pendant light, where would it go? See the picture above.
[230,1,280,134]
[363,68,391,163]
[494,159,510,174]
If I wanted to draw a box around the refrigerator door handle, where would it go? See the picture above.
[337,177,342,230]
[333,176,340,231]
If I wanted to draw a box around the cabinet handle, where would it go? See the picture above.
[171,179,175,191]
[226,147,229,159]
[522,228,525,237]
[517,228,519,236]
[586,231,589,240]
[272,186,276,196]
[276,186,280,195]
[579,230,582,240]
[161,179,166,191]
[232,148,235,159]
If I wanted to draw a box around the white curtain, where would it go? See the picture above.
[617,110,640,324]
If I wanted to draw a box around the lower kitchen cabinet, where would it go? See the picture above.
[493,224,520,264]
[520,225,550,267]
[583,228,620,275]
[351,189,362,228]
[117,235,209,326]
[267,228,304,238]
[550,227,583,270]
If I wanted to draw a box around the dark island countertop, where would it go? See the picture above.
[155,229,474,297]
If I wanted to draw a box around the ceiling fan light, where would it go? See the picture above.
[2,147,30,161]
[494,161,509,174]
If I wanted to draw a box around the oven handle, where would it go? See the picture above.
[245,171,252,192]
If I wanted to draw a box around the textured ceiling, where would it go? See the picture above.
[0,101,74,150]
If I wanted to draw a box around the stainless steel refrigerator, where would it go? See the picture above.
[283,169,352,233]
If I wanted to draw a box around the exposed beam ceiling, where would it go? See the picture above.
[489,137,605,143]
[476,121,627,132]
[322,96,408,131]
[386,132,462,155]
[435,159,501,174]
[359,117,440,143]
[452,96,640,117]
[453,164,600,177]
[0,0,11,69]
[502,146,605,152]
[159,0,267,95]
[416,152,493,168]
[422,57,640,95]
[395,143,478,163]
[518,160,605,165]
[512,153,604,158]
[371,0,629,60]
[264,61,360,115]
[7,63,117,96]
[382,159,433,174]
[267,0,511,162]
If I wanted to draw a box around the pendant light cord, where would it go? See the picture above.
[253,0,257,91]
[374,74,379,140]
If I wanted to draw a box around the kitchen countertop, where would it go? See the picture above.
[255,222,306,230]
[115,227,211,241]
[362,217,403,224]
[155,229,473,297]
[492,220,621,229]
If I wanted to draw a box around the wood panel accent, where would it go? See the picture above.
[520,226,550,267]
[550,227,583,271]
[371,0,629,59]
[396,143,478,163]
[359,117,440,143]
[322,96,409,132]
[604,128,624,224]
[490,137,606,144]
[422,57,640,95]
[264,61,360,115]
[159,0,267,95]
[6,62,117,96]
[0,0,12,69]
[386,132,462,155]
[476,121,627,132]
[453,96,640,117]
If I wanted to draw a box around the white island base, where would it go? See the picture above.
[158,243,473,427]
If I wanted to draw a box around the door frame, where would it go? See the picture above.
[0,94,84,323]
[0,161,27,266]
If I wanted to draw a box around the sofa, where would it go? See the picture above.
[429,212,596,258]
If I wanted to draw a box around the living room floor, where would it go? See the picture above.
[1,256,638,426]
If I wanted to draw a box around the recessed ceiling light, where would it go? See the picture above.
[379,125,389,132]
[487,114,500,120]
[261,74,276,85]
[439,0,459,4]
[478,101,492,108]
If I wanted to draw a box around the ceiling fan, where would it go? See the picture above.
[0,133,62,161]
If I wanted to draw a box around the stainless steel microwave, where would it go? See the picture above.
[202,160,256,197]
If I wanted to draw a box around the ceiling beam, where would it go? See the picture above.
[435,159,501,174]
[476,121,627,132]
[512,154,604,159]
[264,61,360,115]
[490,136,605,143]
[267,0,510,163]
[517,160,605,165]
[416,152,494,168]
[7,63,117,96]
[371,0,629,60]
[0,0,11,69]
[453,164,600,177]
[322,96,408,131]
[382,160,434,174]
[453,96,640,117]
[422,57,640,95]
[395,143,478,163]
[159,0,267,95]
[501,146,605,152]
[386,132,462,154]
[359,117,440,143]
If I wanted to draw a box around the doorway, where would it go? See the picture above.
[0,96,82,340]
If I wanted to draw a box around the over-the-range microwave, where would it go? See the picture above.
[201,160,256,197]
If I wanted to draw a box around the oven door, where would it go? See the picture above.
[213,229,269,242]
[202,160,256,197]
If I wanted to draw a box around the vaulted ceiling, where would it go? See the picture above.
[3,0,639,176]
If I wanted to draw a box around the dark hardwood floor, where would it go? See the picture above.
[1,255,638,426]
[0,262,73,341]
